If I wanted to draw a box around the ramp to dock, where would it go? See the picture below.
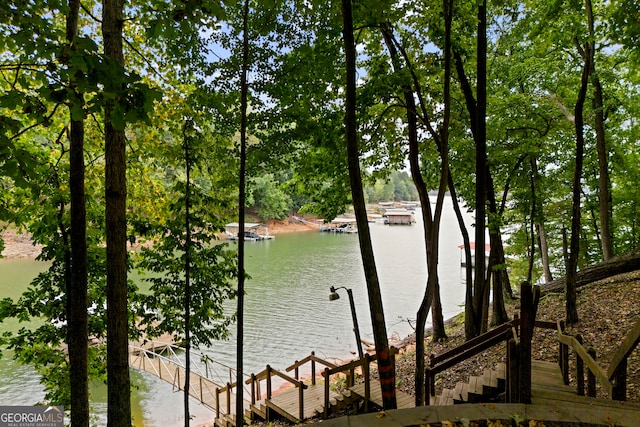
[128,341,249,425]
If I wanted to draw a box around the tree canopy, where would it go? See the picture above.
[1,0,639,423]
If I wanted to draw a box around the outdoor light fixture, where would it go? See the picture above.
[329,286,364,359]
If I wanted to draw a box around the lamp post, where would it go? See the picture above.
[329,286,364,359]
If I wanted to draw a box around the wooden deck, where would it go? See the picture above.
[252,383,341,423]
[314,361,640,426]
[349,382,415,409]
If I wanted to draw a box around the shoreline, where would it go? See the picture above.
[1,215,320,260]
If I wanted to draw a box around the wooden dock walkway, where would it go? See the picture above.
[128,341,249,426]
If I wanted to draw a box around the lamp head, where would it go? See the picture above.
[328,286,340,301]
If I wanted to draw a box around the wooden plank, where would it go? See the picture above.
[267,383,339,421]
[608,317,640,379]
[349,382,415,409]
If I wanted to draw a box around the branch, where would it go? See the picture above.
[549,94,575,123]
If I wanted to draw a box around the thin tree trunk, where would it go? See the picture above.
[103,0,131,425]
[566,38,591,325]
[473,0,489,336]
[183,127,192,427]
[487,170,512,308]
[489,234,509,326]
[531,156,554,282]
[537,222,554,282]
[236,1,250,424]
[66,0,89,425]
[341,0,396,410]
[591,66,613,259]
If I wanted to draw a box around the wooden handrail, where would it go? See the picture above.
[286,352,339,372]
[429,321,514,375]
[322,353,374,418]
[286,351,339,385]
[429,320,516,366]
[245,366,306,390]
[607,317,640,380]
[556,327,614,396]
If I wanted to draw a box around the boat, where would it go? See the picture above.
[225,223,275,241]
[319,217,358,234]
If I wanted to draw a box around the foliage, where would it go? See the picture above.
[365,170,419,203]
[134,130,238,347]
[247,174,292,220]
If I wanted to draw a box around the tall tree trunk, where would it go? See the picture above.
[377,0,453,401]
[489,234,509,326]
[66,0,89,425]
[236,1,250,424]
[341,0,396,410]
[566,38,591,325]
[537,222,554,282]
[473,0,489,335]
[183,127,192,427]
[588,3,613,260]
[103,1,131,425]
[531,156,554,282]
[487,172,512,319]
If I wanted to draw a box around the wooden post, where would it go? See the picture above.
[298,381,304,421]
[311,351,316,385]
[266,365,272,399]
[611,358,627,401]
[557,320,565,370]
[587,348,596,397]
[576,334,584,396]
[216,387,221,419]
[294,360,299,381]
[429,353,436,398]
[508,337,519,403]
[226,382,231,418]
[250,374,256,404]
[519,281,533,404]
[348,367,354,388]
[424,363,431,406]
[562,342,569,385]
[323,368,330,419]
[363,355,370,413]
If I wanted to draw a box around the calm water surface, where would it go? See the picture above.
[0,198,472,426]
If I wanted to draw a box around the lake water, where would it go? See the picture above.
[0,197,472,426]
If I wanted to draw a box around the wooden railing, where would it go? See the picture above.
[557,317,640,401]
[425,282,544,404]
[320,348,397,418]
[215,381,237,423]
[425,319,517,404]
[244,364,308,421]
[286,351,339,385]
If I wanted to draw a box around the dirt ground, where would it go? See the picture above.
[1,228,43,258]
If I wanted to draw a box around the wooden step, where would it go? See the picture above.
[453,382,466,403]
[495,363,507,390]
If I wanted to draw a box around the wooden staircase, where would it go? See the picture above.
[432,363,506,405]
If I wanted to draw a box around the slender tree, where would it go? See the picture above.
[236,0,250,424]
[341,0,396,410]
[66,0,89,425]
[103,0,131,424]
[566,30,592,326]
